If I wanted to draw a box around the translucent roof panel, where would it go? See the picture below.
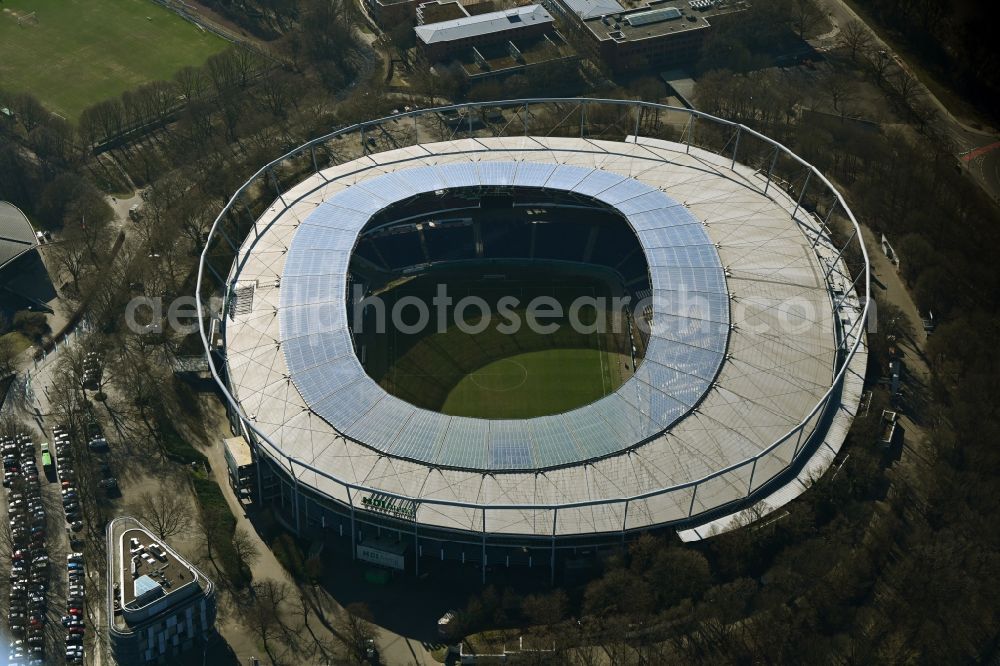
[438,162,481,189]
[341,395,415,445]
[478,161,517,186]
[488,421,534,469]
[305,205,373,232]
[289,355,366,404]
[565,410,621,460]
[596,394,659,442]
[529,416,582,468]
[354,173,418,204]
[627,206,689,231]
[278,161,729,472]
[650,313,727,349]
[312,377,388,431]
[646,244,720,268]
[389,409,449,461]
[616,190,675,215]
[282,329,355,369]
[592,177,656,205]
[650,266,726,293]
[545,165,591,190]
[322,186,387,214]
[437,418,489,469]
[638,224,712,250]
[634,359,712,407]
[618,378,689,426]
[280,275,338,306]
[395,165,447,192]
[572,169,627,197]
[653,289,730,324]
[282,251,350,278]
[513,162,556,188]
[292,224,360,251]
[647,223,712,247]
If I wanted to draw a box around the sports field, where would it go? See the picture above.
[357,266,635,419]
[441,348,626,419]
[0,0,228,120]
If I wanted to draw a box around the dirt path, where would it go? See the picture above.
[194,394,438,665]
[860,225,934,475]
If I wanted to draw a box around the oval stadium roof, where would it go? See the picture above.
[278,162,729,471]
[222,135,845,537]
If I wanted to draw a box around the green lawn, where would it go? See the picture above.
[359,265,635,418]
[0,0,228,120]
[441,348,625,419]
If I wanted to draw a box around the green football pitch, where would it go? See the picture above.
[0,0,227,120]
[440,348,627,419]
[357,265,636,419]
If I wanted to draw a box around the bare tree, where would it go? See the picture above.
[174,65,207,103]
[522,590,569,627]
[245,581,285,663]
[0,335,16,376]
[839,20,872,62]
[131,489,194,539]
[824,72,858,118]
[790,0,824,39]
[47,238,89,298]
[891,70,924,110]
[864,45,893,84]
[10,92,47,134]
[338,602,376,665]
[232,526,261,571]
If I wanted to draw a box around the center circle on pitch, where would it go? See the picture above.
[467,359,528,392]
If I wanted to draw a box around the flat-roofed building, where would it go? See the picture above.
[364,0,496,28]
[416,4,555,62]
[106,517,217,664]
[364,0,421,27]
[550,0,748,72]
[417,0,471,24]
[223,435,255,500]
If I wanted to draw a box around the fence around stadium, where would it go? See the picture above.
[196,98,871,543]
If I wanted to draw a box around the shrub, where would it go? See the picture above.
[13,311,48,342]
[191,470,246,587]
[158,418,208,467]
[271,532,306,579]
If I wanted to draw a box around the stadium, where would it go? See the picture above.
[198,99,869,580]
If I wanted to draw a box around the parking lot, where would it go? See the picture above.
[1,429,83,666]
[1,416,114,666]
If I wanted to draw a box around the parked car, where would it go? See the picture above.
[87,437,109,451]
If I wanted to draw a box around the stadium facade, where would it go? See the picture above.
[198,99,869,580]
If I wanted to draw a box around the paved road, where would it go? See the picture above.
[813,0,1000,203]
